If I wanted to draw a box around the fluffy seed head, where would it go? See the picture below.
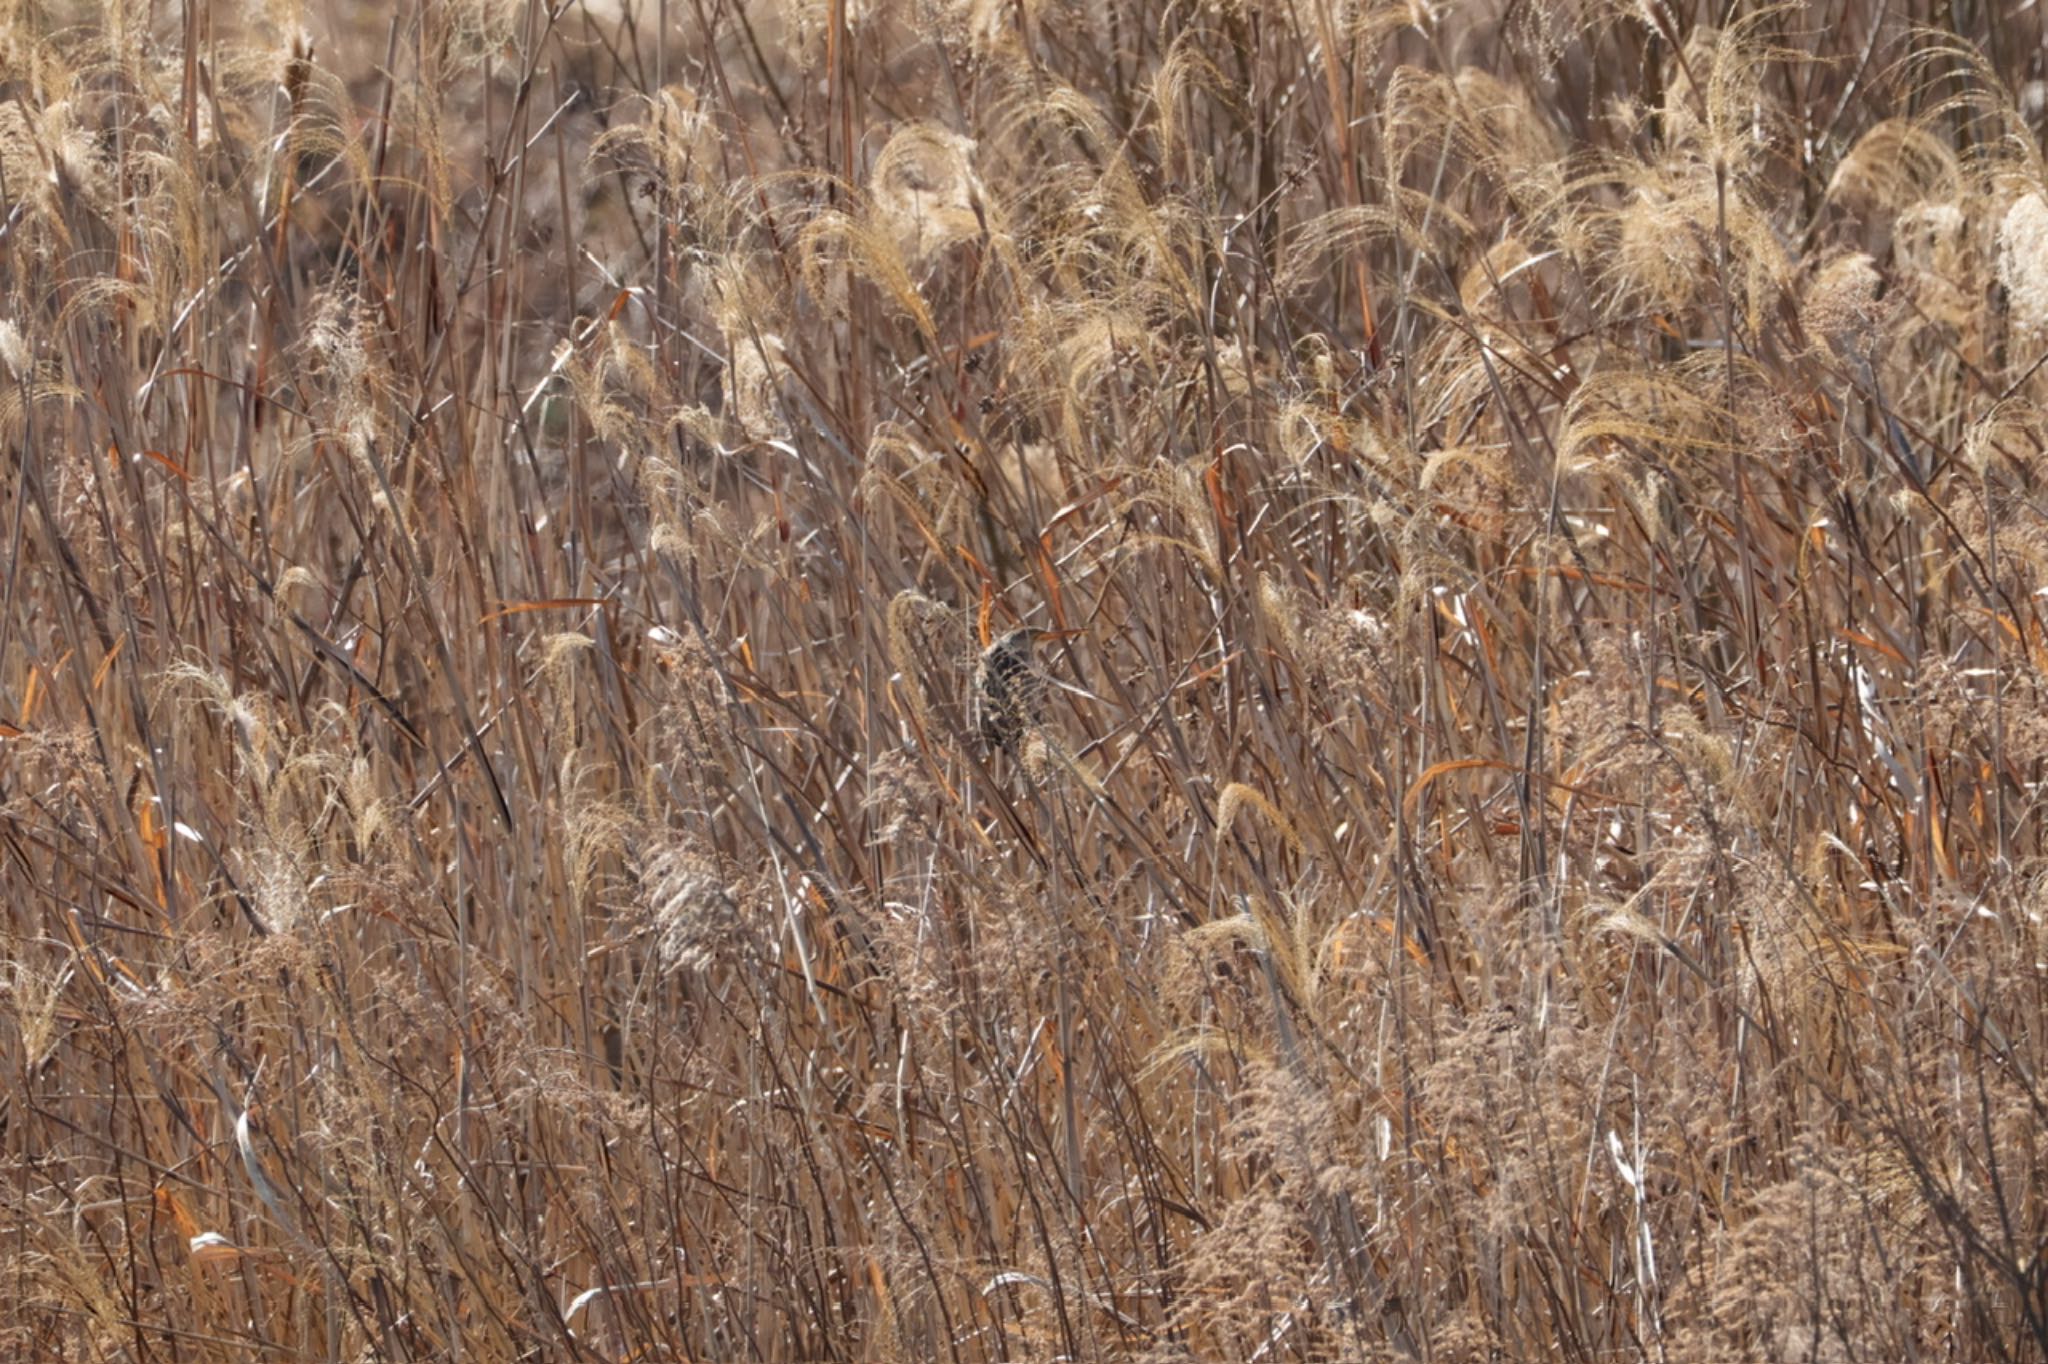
[1999,191,2048,336]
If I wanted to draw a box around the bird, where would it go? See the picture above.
[974,628,1046,756]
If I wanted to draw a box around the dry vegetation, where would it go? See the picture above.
[3,0,2048,1358]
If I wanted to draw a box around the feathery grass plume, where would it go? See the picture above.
[1449,66,1566,207]
[26,1222,132,1354]
[0,99,56,235]
[1898,34,2048,181]
[1799,251,1887,357]
[53,273,148,338]
[156,664,375,937]
[125,128,213,326]
[1891,200,1978,330]
[441,0,523,65]
[1962,398,2048,478]
[1557,363,1743,476]
[585,320,677,465]
[1274,395,1342,469]
[302,285,378,413]
[637,839,744,973]
[720,327,790,441]
[538,629,597,752]
[997,73,1204,312]
[1160,1060,1388,1360]
[1275,203,1426,300]
[642,620,737,777]
[797,197,940,340]
[218,30,365,185]
[1,954,73,1073]
[931,0,1039,60]
[1299,599,1397,709]
[1405,320,1503,437]
[773,0,902,70]
[1108,460,1224,582]
[859,747,936,846]
[1385,64,1565,224]
[1581,18,1804,335]
[1253,572,1302,653]
[1913,637,2048,769]
[1420,443,1520,534]
[5,92,121,238]
[1657,697,1743,816]
[984,68,1114,169]
[1146,30,1237,181]
[1826,119,1964,220]
[1201,335,1273,404]
[870,122,985,269]
[1214,781,1303,858]
[0,365,81,442]
[861,429,980,586]
[563,324,638,448]
[588,84,724,232]
[1603,167,1789,336]
[1457,234,1546,315]
[1052,308,1160,409]
[993,439,1067,512]
[343,746,406,858]
[1700,1135,1933,1361]
[1551,631,1662,786]
[0,320,25,380]
[1997,190,2048,337]
[884,589,962,746]
[1662,12,1805,171]
[1172,891,1344,1036]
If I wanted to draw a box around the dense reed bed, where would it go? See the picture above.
[2,0,2046,1358]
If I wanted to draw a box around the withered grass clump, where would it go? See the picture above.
[4,1,2048,1361]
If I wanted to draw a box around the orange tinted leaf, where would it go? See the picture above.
[92,637,125,692]
[1838,628,1907,664]
[1403,758,1507,816]
[956,544,992,582]
[479,598,607,624]
[1036,536,1067,631]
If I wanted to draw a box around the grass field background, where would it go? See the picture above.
[2,0,2046,1359]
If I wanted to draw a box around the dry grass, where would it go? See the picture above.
[2,0,2046,1359]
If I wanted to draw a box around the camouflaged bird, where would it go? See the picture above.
[974,628,1046,756]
